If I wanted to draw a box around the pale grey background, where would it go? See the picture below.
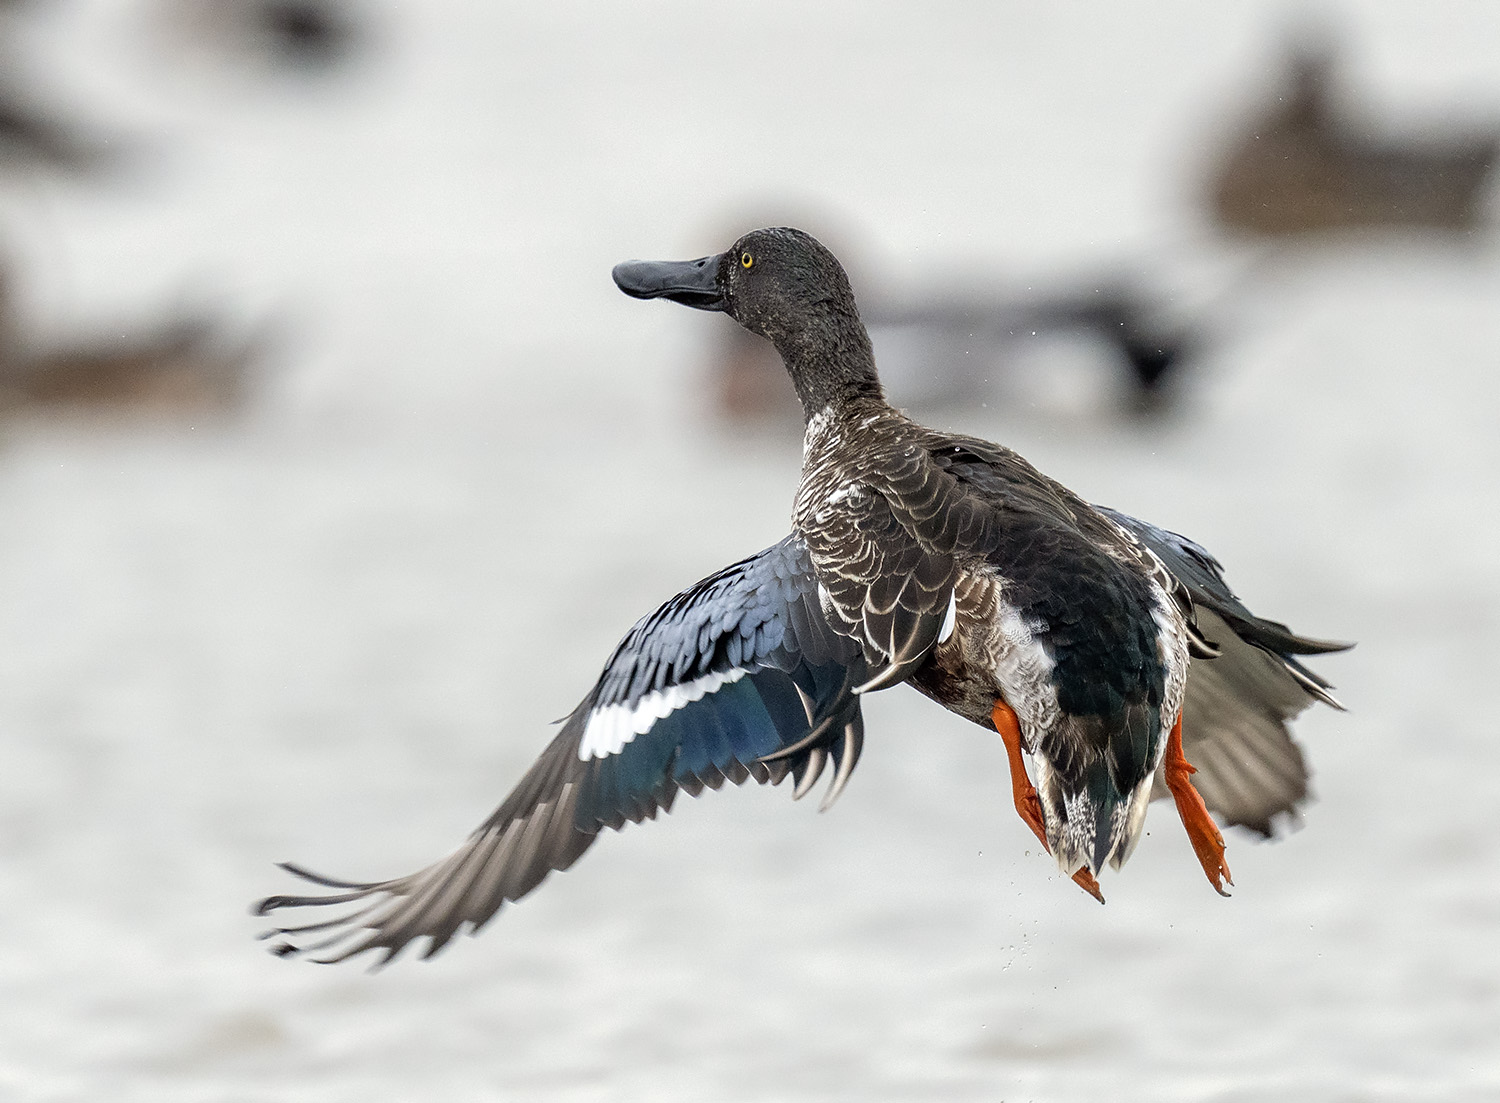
[2,2,1498,1100]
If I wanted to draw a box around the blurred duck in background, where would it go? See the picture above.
[0,7,126,176]
[0,317,261,419]
[711,34,1500,431]
[712,261,1199,426]
[1208,36,1498,239]
[0,255,264,417]
[0,2,285,421]
[151,0,370,76]
[0,82,120,177]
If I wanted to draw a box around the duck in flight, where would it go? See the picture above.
[256,227,1349,965]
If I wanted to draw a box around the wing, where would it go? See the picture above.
[1098,507,1353,835]
[254,536,866,966]
[802,442,981,694]
[1168,608,1319,834]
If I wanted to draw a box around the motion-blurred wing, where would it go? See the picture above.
[1098,507,1353,835]
[255,535,864,966]
[1167,609,1319,834]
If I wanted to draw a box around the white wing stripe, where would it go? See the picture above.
[578,668,750,760]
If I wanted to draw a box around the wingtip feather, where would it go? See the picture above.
[817,718,865,812]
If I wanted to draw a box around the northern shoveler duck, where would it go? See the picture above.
[257,228,1349,965]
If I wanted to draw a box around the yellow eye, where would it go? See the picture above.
[740,252,754,269]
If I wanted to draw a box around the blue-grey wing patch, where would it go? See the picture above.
[1098,506,1353,836]
[254,535,865,966]
[1098,506,1350,682]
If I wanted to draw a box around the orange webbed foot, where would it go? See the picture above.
[993,700,1106,904]
[1163,715,1233,896]
[993,700,1047,847]
[1070,866,1105,904]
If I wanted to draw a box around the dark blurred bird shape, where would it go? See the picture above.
[1209,40,1498,238]
[0,70,124,175]
[257,228,1349,965]
[0,94,110,174]
[0,10,128,176]
[157,0,365,74]
[713,276,1195,424]
[0,317,255,415]
[0,262,261,416]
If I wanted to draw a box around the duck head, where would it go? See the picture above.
[613,227,881,418]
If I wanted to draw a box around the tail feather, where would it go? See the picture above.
[1035,751,1153,878]
[1033,706,1162,879]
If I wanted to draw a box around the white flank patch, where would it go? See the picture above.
[578,668,749,761]
[1147,580,1190,753]
[990,597,1060,733]
[937,589,957,643]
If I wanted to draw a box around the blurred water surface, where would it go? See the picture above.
[2,2,1500,1100]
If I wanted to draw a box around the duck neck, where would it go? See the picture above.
[774,312,885,424]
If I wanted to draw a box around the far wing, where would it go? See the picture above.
[255,536,865,965]
[1098,507,1352,835]
[1166,608,1320,834]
